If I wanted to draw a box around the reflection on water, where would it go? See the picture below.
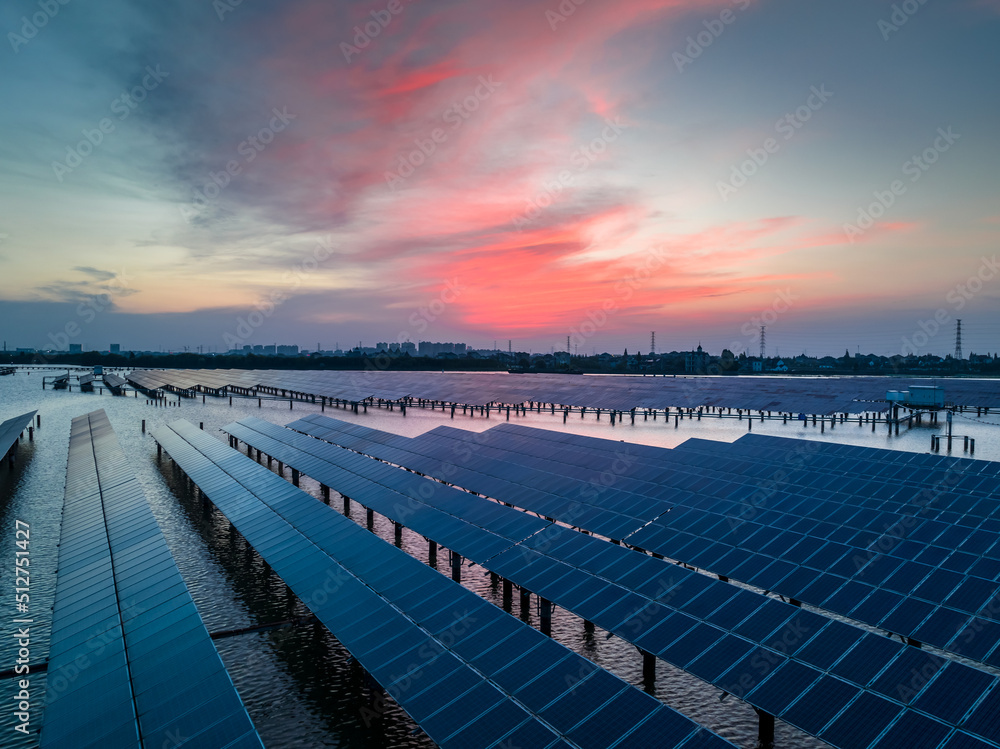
[1,371,998,747]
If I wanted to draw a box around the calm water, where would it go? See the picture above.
[2,369,999,748]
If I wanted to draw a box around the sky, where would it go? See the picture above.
[1,0,998,358]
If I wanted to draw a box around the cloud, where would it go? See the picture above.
[33,267,139,305]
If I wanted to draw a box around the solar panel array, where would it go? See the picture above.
[154,419,730,749]
[230,414,1000,748]
[288,414,654,541]
[124,368,1000,413]
[102,373,126,391]
[411,422,1000,670]
[0,410,36,458]
[223,417,549,561]
[41,410,261,749]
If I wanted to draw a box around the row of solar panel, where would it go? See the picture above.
[227,421,539,562]
[42,410,261,749]
[241,415,1000,749]
[288,417,652,541]
[0,410,35,458]
[128,367,945,412]
[449,427,1000,591]
[421,428,1000,608]
[458,429,1000,605]
[157,419,729,749]
[412,424,1000,668]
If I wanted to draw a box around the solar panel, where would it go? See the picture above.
[0,410,36,460]
[413,423,1000,669]
[155,419,723,749]
[223,417,1000,749]
[42,410,262,749]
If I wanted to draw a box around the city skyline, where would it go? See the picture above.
[1,0,999,359]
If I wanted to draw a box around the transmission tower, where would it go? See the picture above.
[759,326,766,359]
[650,331,656,355]
[956,319,963,360]
[567,335,571,355]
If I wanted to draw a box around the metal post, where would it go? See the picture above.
[755,709,775,749]
[540,598,552,636]
[367,508,374,529]
[291,468,299,486]
[451,550,461,582]
[642,650,656,683]
[395,522,402,544]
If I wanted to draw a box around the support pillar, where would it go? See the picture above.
[321,485,330,503]
[642,650,656,683]
[540,598,552,636]
[394,522,402,545]
[502,578,512,608]
[367,508,374,529]
[755,709,775,749]
[429,540,437,565]
[291,468,299,486]
[343,496,351,513]
[451,550,462,582]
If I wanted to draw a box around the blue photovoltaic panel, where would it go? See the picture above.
[222,417,546,566]
[41,410,262,749]
[0,409,36,459]
[155,419,726,749]
[439,423,1000,671]
[287,414,652,541]
[231,419,1000,749]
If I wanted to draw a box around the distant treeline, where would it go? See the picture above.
[8,351,507,371]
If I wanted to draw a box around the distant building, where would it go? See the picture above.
[261,345,276,355]
[418,341,467,358]
[276,344,299,356]
[110,343,120,354]
[69,343,82,354]
[684,344,709,373]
